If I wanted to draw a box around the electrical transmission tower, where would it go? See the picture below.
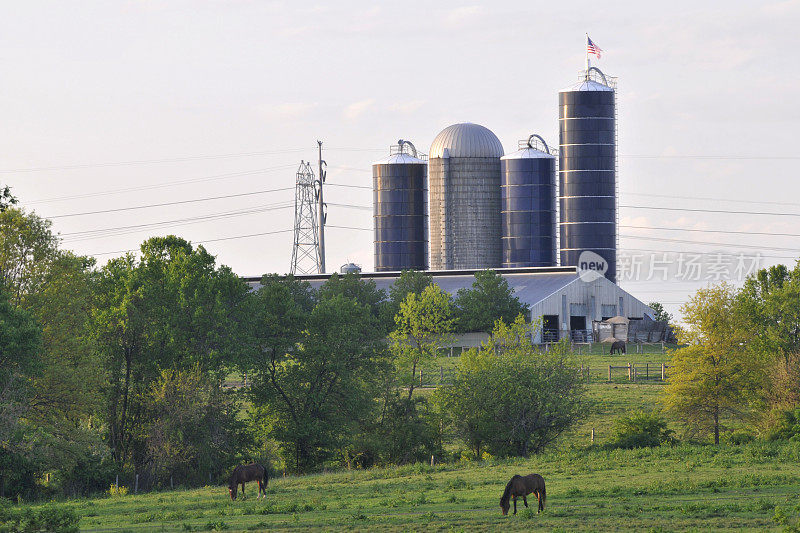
[290,161,321,274]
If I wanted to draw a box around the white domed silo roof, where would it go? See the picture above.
[429,123,504,159]
[372,153,426,165]
[560,79,614,92]
[501,147,556,160]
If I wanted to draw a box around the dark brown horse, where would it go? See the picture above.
[610,340,626,355]
[500,473,546,515]
[228,463,268,500]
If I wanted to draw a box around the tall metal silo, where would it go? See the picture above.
[558,67,617,282]
[500,135,557,268]
[372,140,428,272]
[428,122,504,270]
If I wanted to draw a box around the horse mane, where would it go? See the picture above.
[228,465,241,486]
[500,476,516,506]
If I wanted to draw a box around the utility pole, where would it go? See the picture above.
[316,140,327,273]
[290,161,321,275]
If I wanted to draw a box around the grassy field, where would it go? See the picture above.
[18,441,800,532]
[22,343,795,532]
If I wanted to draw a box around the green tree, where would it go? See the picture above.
[648,301,673,323]
[436,316,586,457]
[389,284,454,401]
[737,263,800,364]
[92,236,251,470]
[0,185,18,212]
[453,270,529,333]
[662,283,765,445]
[0,208,59,307]
[0,207,107,496]
[26,253,102,433]
[145,365,242,486]
[386,270,432,319]
[0,289,42,499]
[317,272,390,331]
[249,292,387,472]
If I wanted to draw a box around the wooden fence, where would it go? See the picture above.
[607,362,669,382]
[414,362,670,387]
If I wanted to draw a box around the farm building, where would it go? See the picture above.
[244,266,656,344]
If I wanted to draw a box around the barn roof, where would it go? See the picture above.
[244,267,580,308]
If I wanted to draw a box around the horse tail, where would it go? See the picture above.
[540,481,546,510]
[259,464,269,487]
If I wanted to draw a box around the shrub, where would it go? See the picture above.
[728,431,755,445]
[0,504,79,533]
[436,317,586,457]
[609,411,675,449]
[767,407,800,442]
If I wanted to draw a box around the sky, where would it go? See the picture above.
[2,0,799,319]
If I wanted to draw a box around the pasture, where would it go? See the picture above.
[13,441,800,531]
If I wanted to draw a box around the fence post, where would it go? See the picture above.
[633,366,637,382]
[627,363,632,381]
[440,366,444,382]
[115,474,119,492]
[170,475,173,490]
[591,427,595,443]
[420,370,423,386]
[646,363,649,380]
[661,363,666,381]
[431,455,435,467]
[450,347,454,357]
[608,365,611,382]
[135,474,139,495]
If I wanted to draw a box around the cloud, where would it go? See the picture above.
[342,99,375,120]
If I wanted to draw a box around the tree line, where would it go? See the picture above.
[2,206,587,501]
[660,268,800,446]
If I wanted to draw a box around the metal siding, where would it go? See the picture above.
[558,87,617,283]
[500,156,557,268]
[429,156,502,270]
[373,162,428,272]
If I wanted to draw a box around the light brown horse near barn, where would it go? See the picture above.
[500,473,546,515]
[228,463,268,500]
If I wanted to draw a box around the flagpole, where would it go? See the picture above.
[585,33,590,76]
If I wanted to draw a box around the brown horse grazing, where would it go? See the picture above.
[610,340,626,355]
[228,463,268,500]
[500,474,546,515]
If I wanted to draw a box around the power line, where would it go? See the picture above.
[327,225,371,231]
[27,165,297,205]
[61,202,295,243]
[620,204,800,217]
[89,229,294,257]
[625,192,800,209]
[0,147,387,174]
[619,247,799,261]
[326,182,372,190]
[327,202,371,211]
[620,234,800,253]
[623,225,800,238]
[0,150,307,173]
[45,187,294,219]
[619,155,800,160]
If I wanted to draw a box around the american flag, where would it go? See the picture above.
[587,36,602,59]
